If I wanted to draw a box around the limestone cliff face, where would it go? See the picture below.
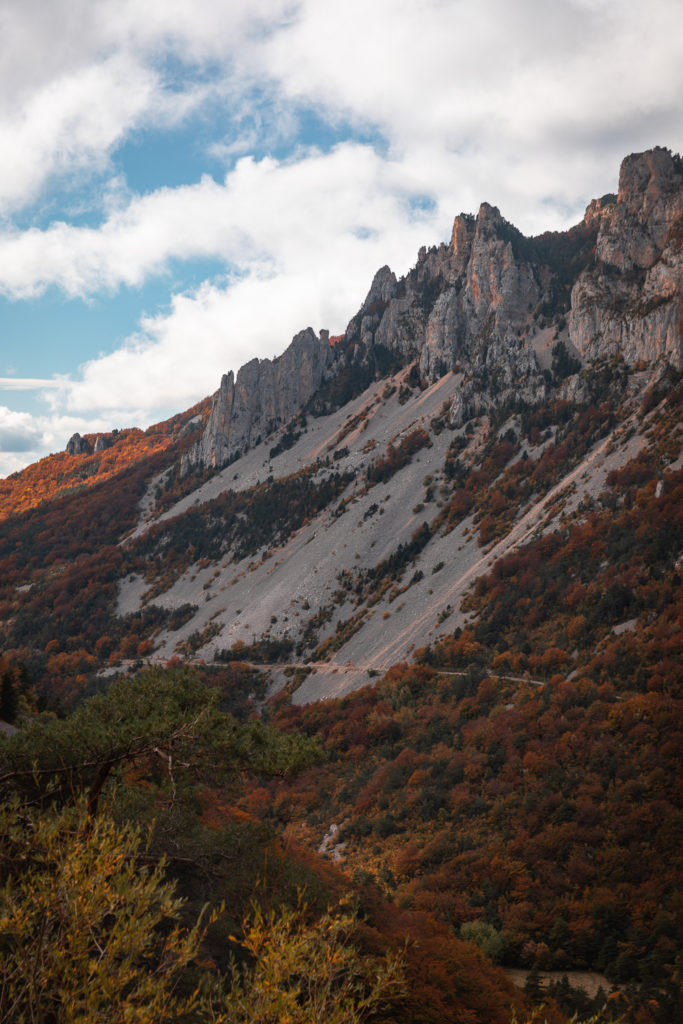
[66,432,92,455]
[569,147,682,368]
[187,147,681,472]
[356,201,546,424]
[183,327,336,471]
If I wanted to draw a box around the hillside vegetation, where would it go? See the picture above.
[1,359,679,1022]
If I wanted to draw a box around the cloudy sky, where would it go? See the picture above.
[1,0,682,477]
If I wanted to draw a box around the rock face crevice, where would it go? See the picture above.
[187,148,682,473]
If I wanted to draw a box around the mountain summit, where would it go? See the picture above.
[185,147,681,476]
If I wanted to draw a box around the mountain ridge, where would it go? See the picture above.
[1,148,680,705]
[181,146,681,478]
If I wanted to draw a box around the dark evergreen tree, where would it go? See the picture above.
[0,670,17,723]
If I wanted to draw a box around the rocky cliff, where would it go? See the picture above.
[347,200,548,426]
[182,327,337,471]
[65,432,92,455]
[187,147,682,471]
[569,146,682,368]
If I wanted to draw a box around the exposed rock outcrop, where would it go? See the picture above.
[353,201,547,424]
[183,327,337,472]
[187,147,682,472]
[569,147,682,369]
[65,432,92,455]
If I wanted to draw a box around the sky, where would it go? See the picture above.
[1,0,682,477]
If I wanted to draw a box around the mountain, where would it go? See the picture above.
[183,145,680,480]
[102,146,681,702]
[1,143,680,707]
[1,147,681,1023]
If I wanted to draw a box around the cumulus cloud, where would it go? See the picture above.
[0,407,42,452]
[0,142,441,300]
[38,148,442,418]
[0,402,147,478]
[260,0,683,227]
[0,405,78,475]
[0,0,289,215]
[0,56,159,216]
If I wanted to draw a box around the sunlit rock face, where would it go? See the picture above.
[182,327,335,472]
[187,147,682,472]
[345,200,547,426]
[569,147,683,369]
[66,432,92,455]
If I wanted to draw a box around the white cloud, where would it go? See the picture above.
[0,403,96,477]
[3,0,679,233]
[0,143,442,300]
[262,0,683,147]
[0,401,155,478]
[0,0,290,215]
[0,407,43,452]
[0,55,159,216]
[31,145,442,421]
[0,452,38,477]
[0,378,62,389]
[259,0,683,228]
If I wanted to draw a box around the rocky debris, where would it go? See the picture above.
[317,822,347,862]
[179,414,203,437]
[569,147,683,369]
[65,432,92,455]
